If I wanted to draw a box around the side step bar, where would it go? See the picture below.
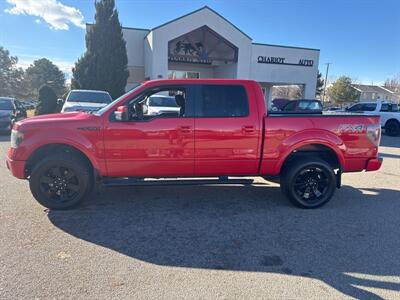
[102,177,254,187]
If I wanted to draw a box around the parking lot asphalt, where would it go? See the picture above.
[0,134,399,299]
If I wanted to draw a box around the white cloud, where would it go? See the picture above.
[5,0,85,30]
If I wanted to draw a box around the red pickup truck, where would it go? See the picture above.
[6,79,382,209]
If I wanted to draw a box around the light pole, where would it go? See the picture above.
[322,63,332,103]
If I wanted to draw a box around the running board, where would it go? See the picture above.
[102,177,254,187]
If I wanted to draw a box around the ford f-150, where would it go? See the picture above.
[6,79,382,209]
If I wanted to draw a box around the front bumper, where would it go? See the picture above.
[6,155,26,179]
[365,157,383,172]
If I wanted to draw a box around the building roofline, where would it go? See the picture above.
[145,6,252,40]
[252,42,320,51]
[379,86,395,94]
[86,23,150,32]
[121,26,150,31]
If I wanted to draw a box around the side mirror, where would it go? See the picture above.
[57,98,64,105]
[114,105,129,121]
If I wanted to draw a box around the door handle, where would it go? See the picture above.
[242,126,256,134]
[180,126,192,134]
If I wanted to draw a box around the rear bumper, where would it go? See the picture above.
[6,156,26,179]
[365,157,383,172]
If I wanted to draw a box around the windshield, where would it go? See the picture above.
[0,99,14,110]
[149,96,178,107]
[94,84,142,116]
[67,91,112,104]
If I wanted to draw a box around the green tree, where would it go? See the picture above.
[35,85,58,115]
[25,58,66,97]
[0,47,25,98]
[72,0,128,99]
[328,76,360,104]
[316,71,324,96]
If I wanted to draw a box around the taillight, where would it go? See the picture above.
[366,124,381,146]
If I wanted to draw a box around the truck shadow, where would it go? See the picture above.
[380,134,400,148]
[48,183,400,299]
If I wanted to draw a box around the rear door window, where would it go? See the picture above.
[195,85,249,117]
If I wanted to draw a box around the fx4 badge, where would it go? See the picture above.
[337,124,365,134]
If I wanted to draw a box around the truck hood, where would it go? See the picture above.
[15,112,99,130]
[62,101,107,112]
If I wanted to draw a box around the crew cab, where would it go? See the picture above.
[345,100,400,136]
[6,79,382,210]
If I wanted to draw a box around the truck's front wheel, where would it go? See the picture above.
[29,153,93,210]
[281,158,336,208]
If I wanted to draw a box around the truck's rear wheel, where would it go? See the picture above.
[385,120,400,136]
[281,158,336,208]
[29,153,93,210]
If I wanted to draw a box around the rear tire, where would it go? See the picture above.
[29,153,93,210]
[385,120,400,136]
[280,158,336,208]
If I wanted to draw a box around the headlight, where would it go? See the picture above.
[10,129,24,148]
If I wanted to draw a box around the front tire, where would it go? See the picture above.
[29,153,93,210]
[281,158,336,208]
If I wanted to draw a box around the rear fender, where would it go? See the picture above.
[274,129,346,174]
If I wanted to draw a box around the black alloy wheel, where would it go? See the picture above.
[281,158,336,208]
[29,153,92,210]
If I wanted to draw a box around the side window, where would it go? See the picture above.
[125,86,191,121]
[348,104,362,111]
[283,101,296,111]
[362,103,377,111]
[380,103,389,112]
[196,85,249,117]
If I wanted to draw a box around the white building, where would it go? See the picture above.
[352,84,399,102]
[92,6,320,102]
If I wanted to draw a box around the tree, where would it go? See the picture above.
[35,85,58,115]
[0,47,25,98]
[328,76,360,104]
[316,71,324,96]
[25,58,66,97]
[72,0,129,99]
[384,74,400,93]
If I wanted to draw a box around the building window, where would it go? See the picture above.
[168,70,200,79]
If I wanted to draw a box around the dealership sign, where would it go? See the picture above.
[257,56,314,67]
[168,40,212,65]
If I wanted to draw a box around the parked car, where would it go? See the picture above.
[0,97,26,133]
[7,79,382,210]
[145,94,180,116]
[280,99,323,113]
[61,90,112,113]
[344,100,400,136]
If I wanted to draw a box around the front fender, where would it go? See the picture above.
[15,128,104,174]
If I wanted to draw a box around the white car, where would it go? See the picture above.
[145,94,180,116]
[344,100,400,136]
[61,90,112,113]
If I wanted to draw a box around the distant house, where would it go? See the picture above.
[352,84,398,102]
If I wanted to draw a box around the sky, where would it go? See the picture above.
[0,0,399,85]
